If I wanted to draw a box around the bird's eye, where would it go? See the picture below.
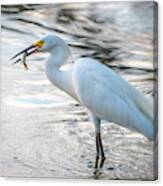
[34,40,45,48]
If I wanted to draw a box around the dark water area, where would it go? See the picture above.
[1,2,157,180]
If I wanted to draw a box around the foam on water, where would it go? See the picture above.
[4,94,72,108]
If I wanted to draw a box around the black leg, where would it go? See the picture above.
[95,133,100,169]
[98,132,105,168]
[92,115,105,174]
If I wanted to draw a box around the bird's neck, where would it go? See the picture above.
[45,48,76,99]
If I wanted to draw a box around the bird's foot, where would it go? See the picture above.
[93,157,105,178]
[93,168,101,178]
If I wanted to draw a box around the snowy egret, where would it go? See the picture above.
[11,35,154,172]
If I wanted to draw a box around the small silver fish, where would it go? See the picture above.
[21,52,29,70]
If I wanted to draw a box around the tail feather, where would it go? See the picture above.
[132,87,153,122]
[129,88,154,140]
[134,87,153,122]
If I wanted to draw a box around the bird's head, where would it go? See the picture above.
[11,35,70,65]
[36,35,67,52]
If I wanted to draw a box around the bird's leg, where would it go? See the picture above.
[98,132,105,168]
[92,115,105,173]
[95,132,100,169]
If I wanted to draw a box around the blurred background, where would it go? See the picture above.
[1,1,157,180]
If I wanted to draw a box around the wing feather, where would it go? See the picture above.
[72,58,154,138]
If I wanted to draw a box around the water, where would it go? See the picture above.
[1,2,157,180]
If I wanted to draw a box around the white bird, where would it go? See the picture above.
[11,35,154,172]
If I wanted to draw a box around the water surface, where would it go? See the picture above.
[1,2,157,180]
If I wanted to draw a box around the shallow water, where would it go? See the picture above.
[1,2,157,180]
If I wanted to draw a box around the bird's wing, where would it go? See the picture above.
[72,58,154,138]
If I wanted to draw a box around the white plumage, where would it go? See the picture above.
[12,34,154,172]
[72,58,153,139]
[43,35,154,139]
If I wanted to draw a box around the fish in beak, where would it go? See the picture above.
[11,40,44,66]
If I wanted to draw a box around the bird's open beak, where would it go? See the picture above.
[11,40,44,65]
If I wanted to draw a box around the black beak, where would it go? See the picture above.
[11,44,39,65]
